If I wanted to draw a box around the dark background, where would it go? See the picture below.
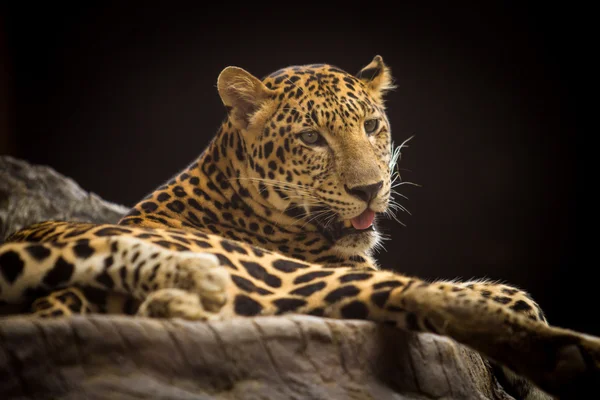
[1,4,588,333]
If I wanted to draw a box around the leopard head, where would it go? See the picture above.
[217,56,401,255]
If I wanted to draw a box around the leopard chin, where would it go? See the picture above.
[332,228,381,256]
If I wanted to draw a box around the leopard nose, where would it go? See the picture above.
[345,181,384,203]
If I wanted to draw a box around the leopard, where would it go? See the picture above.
[0,56,597,399]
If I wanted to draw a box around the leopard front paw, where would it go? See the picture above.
[137,288,222,321]
[175,253,231,312]
[138,252,231,320]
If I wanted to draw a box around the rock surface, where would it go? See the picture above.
[0,156,128,239]
[0,155,512,399]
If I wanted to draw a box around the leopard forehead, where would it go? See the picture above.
[263,64,372,96]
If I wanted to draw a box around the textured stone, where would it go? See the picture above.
[0,156,128,240]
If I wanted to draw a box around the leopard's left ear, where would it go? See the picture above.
[356,55,395,101]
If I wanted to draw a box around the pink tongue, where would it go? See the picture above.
[351,209,375,230]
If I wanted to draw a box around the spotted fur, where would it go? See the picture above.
[0,57,598,399]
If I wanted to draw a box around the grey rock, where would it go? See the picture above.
[0,155,128,240]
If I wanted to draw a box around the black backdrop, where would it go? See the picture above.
[1,4,589,333]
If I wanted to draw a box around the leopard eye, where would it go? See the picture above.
[299,131,325,146]
[364,119,379,135]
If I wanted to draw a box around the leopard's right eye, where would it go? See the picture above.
[364,119,380,135]
[299,131,326,146]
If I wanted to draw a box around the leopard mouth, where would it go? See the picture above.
[331,220,376,240]
[312,207,377,242]
[284,205,378,242]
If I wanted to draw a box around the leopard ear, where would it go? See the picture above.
[356,55,395,101]
[217,66,275,129]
